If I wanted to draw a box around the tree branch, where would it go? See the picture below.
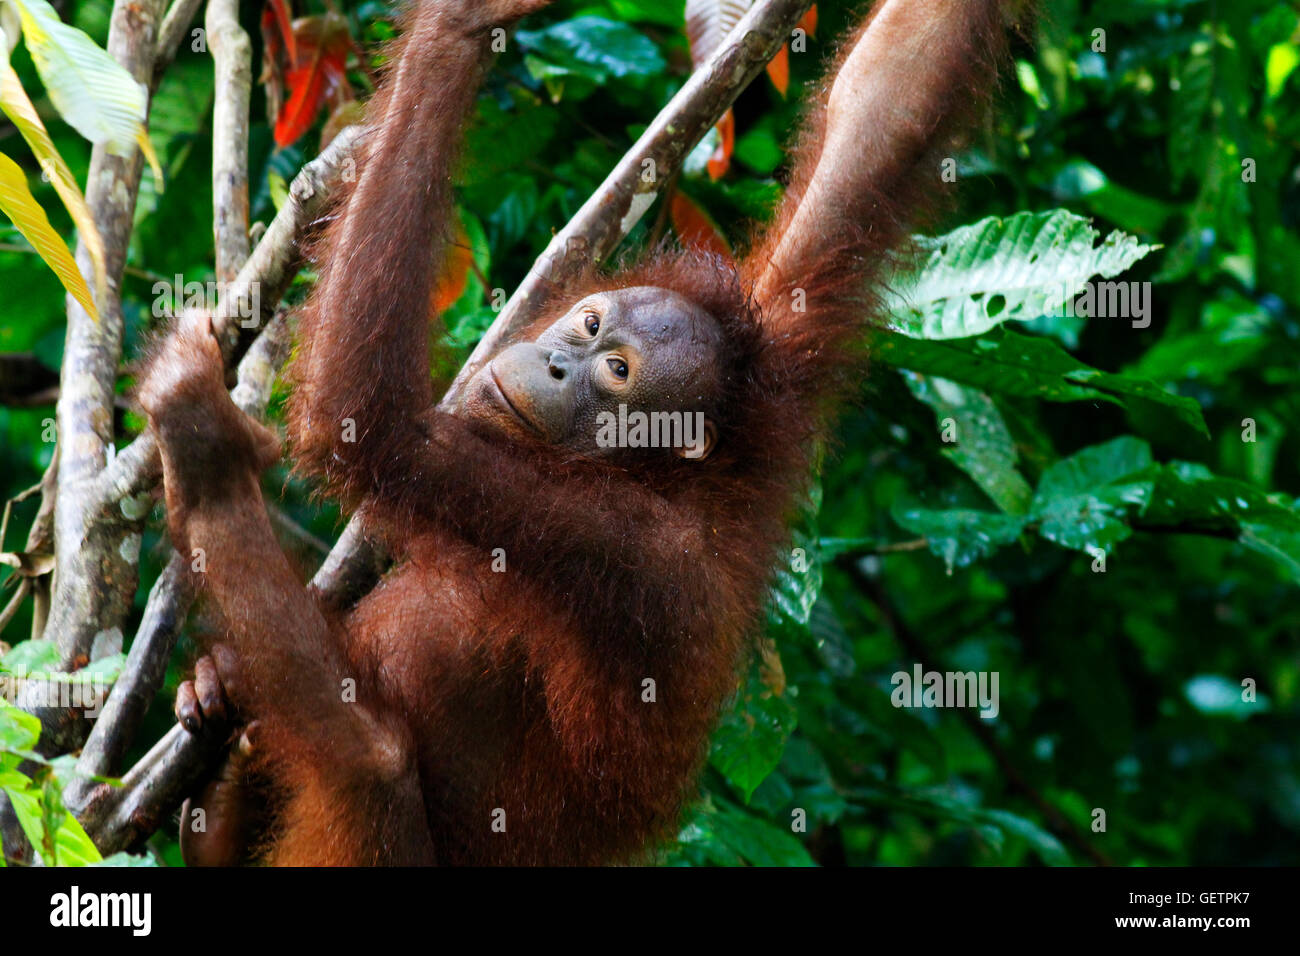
[46,0,169,667]
[207,0,251,282]
[153,0,207,91]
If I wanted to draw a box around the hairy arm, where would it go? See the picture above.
[750,0,1019,323]
[288,0,551,507]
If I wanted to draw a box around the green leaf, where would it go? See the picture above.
[903,372,1033,514]
[676,796,816,867]
[516,17,665,85]
[0,699,41,752]
[1030,437,1155,552]
[873,328,1208,439]
[766,482,823,641]
[1139,462,1300,581]
[0,638,60,674]
[884,210,1158,339]
[710,649,797,803]
[890,504,1026,572]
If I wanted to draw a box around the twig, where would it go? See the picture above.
[207,0,252,283]
[153,0,208,91]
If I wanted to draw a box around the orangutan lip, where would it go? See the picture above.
[489,367,543,436]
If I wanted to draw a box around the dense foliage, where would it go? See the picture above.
[2,0,1298,865]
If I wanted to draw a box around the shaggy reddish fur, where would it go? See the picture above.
[142,0,1022,865]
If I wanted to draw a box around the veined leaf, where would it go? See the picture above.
[0,38,105,311]
[884,210,1158,339]
[890,503,1026,572]
[9,0,160,181]
[872,328,1209,440]
[0,150,96,319]
[903,372,1032,515]
[1030,437,1155,552]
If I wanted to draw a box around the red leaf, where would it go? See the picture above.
[264,0,297,66]
[670,190,731,258]
[272,13,352,149]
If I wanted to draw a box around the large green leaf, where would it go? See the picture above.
[1139,461,1300,581]
[884,210,1158,339]
[709,650,798,804]
[872,328,1209,439]
[517,16,665,92]
[1030,436,1155,552]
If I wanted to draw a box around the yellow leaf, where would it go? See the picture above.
[0,60,106,309]
[0,151,97,321]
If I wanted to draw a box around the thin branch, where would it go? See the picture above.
[153,0,207,91]
[207,0,252,283]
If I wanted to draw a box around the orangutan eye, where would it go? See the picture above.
[607,357,629,381]
[583,311,600,336]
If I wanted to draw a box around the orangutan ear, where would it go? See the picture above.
[675,418,717,462]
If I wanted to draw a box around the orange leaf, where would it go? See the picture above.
[766,44,789,96]
[799,5,818,36]
[431,216,474,315]
[273,14,351,149]
[670,190,731,258]
[707,108,734,180]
